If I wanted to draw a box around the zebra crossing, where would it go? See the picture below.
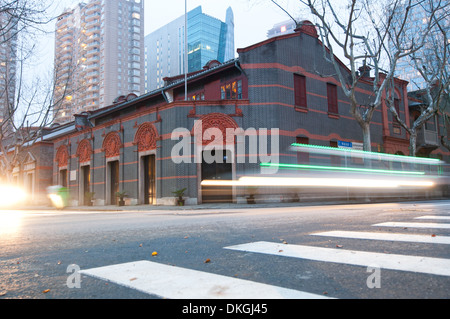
[80,212,450,299]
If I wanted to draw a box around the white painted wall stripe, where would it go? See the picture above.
[225,241,450,277]
[415,216,450,220]
[373,222,450,229]
[311,230,450,245]
[80,261,331,299]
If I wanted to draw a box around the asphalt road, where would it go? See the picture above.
[1,200,450,302]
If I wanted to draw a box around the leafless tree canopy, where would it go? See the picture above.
[270,0,449,155]
[0,0,60,181]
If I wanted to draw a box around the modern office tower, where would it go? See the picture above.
[391,0,449,89]
[145,6,235,92]
[0,11,18,130]
[53,0,144,124]
[267,19,298,38]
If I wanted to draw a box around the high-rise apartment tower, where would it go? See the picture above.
[53,0,144,124]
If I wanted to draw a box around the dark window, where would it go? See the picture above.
[329,141,340,166]
[296,136,309,164]
[327,83,338,114]
[294,74,307,108]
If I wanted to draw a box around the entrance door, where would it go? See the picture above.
[60,170,68,187]
[143,155,156,205]
[109,161,119,205]
[82,166,91,205]
[201,150,232,203]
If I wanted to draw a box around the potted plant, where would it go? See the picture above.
[246,187,258,204]
[172,188,187,206]
[116,191,127,206]
[85,192,95,206]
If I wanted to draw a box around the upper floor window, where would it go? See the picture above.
[327,83,338,114]
[221,80,242,100]
[294,73,307,108]
[188,92,205,101]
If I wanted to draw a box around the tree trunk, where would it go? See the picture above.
[362,122,372,152]
[409,130,417,157]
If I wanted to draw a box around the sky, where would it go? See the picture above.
[36,0,305,70]
[143,0,302,51]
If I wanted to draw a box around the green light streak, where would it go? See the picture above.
[260,162,426,175]
[291,143,442,165]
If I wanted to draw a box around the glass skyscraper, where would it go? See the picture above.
[145,6,235,91]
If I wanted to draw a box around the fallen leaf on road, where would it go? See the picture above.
[336,245,343,248]
[431,234,436,237]
[152,251,158,257]
[204,258,211,263]
[42,289,50,294]
[129,278,137,282]
[139,244,143,247]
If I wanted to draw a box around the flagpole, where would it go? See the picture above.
[184,0,188,101]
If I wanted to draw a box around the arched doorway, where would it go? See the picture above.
[134,122,158,205]
[193,113,239,203]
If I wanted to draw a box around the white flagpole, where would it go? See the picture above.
[184,0,188,101]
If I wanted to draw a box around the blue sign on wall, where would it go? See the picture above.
[338,141,353,148]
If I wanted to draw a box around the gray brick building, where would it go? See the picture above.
[44,22,448,207]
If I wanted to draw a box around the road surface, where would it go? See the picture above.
[1,200,449,303]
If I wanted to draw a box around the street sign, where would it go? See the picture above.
[338,141,352,149]
[338,141,363,150]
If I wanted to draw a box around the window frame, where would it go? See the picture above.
[326,82,338,115]
[220,79,243,100]
[293,73,307,109]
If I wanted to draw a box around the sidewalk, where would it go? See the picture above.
[14,196,440,212]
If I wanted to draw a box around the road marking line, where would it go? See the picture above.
[311,230,450,245]
[373,222,450,229]
[80,260,331,299]
[415,216,450,220]
[224,241,450,277]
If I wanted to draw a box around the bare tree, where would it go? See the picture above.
[0,0,75,182]
[386,0,449,156]
[270,0,442,152]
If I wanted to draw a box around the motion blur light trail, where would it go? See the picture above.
[201,143,443,203]
[290,143,444,166]
[201,177,435,188]
[260,163,427,176]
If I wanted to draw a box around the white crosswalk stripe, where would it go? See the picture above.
[225,241,450,277]
[373,222,450,229]
[415,215,450,220]
[80,211,450,299]
[311,230,450,245]
[80,260,331,299]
